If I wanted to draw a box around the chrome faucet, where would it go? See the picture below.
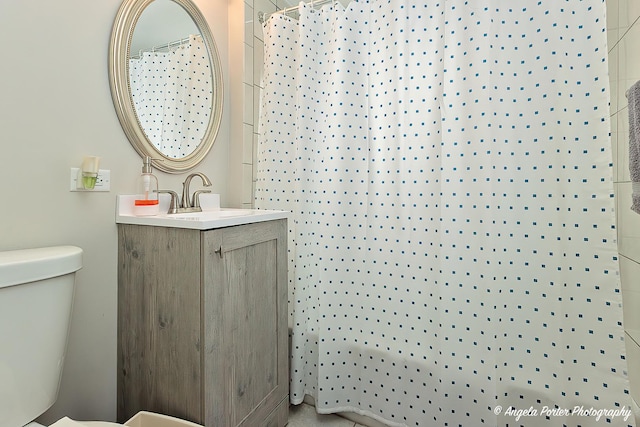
[157,190,181,214]
[157,172,212,214]
[181,172,212,209]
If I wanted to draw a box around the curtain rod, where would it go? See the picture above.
[131,35,199,59]
[258,0,335,24]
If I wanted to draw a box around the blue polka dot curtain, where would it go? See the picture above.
[256,1,633,426]
[129,34,211,159]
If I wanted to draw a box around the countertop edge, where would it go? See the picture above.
[116,209,289,230]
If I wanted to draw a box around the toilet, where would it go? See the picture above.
[0,245,119,427]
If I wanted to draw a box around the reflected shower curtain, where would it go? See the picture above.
[256,1,633,426]
[129,34,211,158]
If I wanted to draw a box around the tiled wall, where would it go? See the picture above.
[607,0,640,405]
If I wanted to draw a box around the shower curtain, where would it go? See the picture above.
[129,34,211,158]
[256,1,633,426]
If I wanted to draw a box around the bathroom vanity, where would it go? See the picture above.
[116,208,288,427]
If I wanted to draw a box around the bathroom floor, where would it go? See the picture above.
[287,404,368,427]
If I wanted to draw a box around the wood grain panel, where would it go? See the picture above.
[118,225,202,423]
[202,220,289,427]
[119,219,288,427]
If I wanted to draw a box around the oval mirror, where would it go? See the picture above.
[109,0,223,173]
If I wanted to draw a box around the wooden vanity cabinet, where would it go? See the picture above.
[117,219,288,427]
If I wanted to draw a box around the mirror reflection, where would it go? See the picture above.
[129,0,211,159]
[109,0,223,173]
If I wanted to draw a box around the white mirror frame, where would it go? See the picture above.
[109,0,223,173]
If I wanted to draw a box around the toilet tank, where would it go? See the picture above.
[0,246,82,427]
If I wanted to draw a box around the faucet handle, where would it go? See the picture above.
[157,190,180,214]
[191,190,212,209]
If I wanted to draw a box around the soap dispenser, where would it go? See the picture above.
[133,156,159,216]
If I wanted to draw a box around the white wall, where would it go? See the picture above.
[0,0,231,423]
[607,0,640,407]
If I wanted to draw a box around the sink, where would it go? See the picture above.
[116,195,288,230]
[171,209,254,220]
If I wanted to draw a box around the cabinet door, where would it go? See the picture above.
[117,225,203,424]
[202,220,288,427]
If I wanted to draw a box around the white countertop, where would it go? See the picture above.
[116,195,288,230]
